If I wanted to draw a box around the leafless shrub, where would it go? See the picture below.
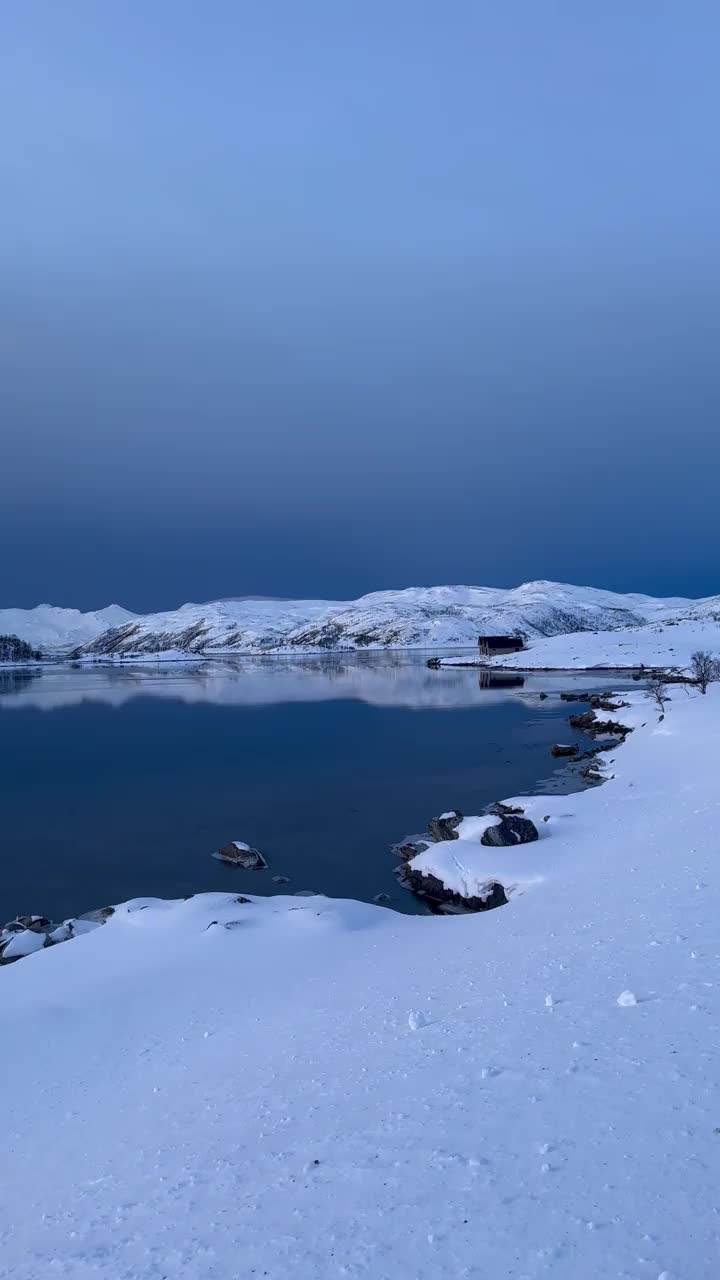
[645,675,668,717]
[689,650,720,694]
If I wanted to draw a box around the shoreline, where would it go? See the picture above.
[1,686,631,960]
[3,683,719,1276]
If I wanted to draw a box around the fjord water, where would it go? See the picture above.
[0,655,628,922]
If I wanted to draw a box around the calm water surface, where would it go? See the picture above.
[0,654,634,921]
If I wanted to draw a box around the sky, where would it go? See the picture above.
[2,1,719,612]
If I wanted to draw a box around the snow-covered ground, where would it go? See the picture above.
[0,603,136,653]
[2,683,720,1277]
[435,615,720,672]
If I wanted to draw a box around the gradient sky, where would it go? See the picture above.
[2,1,719,611]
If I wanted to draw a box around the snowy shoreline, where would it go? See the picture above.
[3,682,720,1275]
[1,691,625,957]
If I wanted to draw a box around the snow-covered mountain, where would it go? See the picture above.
[69,581,704,658]
[0,604,136,654]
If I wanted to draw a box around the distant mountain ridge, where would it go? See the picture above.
[5,583,716,658]
[24,581,708,657]
[0,604,136,654]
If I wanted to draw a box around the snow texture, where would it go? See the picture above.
[2,685,720,1276]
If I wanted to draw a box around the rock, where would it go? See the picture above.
[551,743,578,758]
[538,692,548,700]
[66,918,104,937]
[391,837,431,861]
[272,875,290,884]
[0,929,47,960]
[11,914,51,933]
[480,815,539,847]
[373,892,391,904]
[48,924,73,943]
[212,841,267,870]
[428,810,464,842]
[560,691,591,702]
[78,905,115,924]
[589,694,628,712]
[402,865,508,913]
[293,889,318,897]
[569,709,629,739]
[426,656,442,669]
[485,801,525,816]
[568,709,596,730]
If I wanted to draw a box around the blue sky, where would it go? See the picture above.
[2,1,719,610]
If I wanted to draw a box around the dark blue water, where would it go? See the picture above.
[0,655,632,921]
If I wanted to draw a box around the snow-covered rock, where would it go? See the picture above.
[70,581,708,658]
[0,928,47,959]
[480,814,539,846]
[212,840,267,869]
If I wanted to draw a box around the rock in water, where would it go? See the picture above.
[212,841,267,870]
[428,810,464,842]
[480,816,539,847]
[391,837,431,861]
[551,743,578,758]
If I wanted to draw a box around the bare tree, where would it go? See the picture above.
[645,675,668,717]
[689,650,720,694]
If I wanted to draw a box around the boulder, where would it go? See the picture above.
[568,709,596,730]
[391,837,432,861]
[551,743,578,758]
[0,929,47,960]
[212,841,267,870]
[428,810,464,842]
[480,815,538,847]
[10,914,51,933]
[402,865,508,914]
[569,709,629,738]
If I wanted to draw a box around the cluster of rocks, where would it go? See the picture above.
[546,693,631,775]
[0,906,114,964]
[394,807,539,914]
[394,692,634,913]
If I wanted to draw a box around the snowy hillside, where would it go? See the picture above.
[435,610,720,672]
[0,604,136,653]
[74,580,700,657]
[2,685,720,1277]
